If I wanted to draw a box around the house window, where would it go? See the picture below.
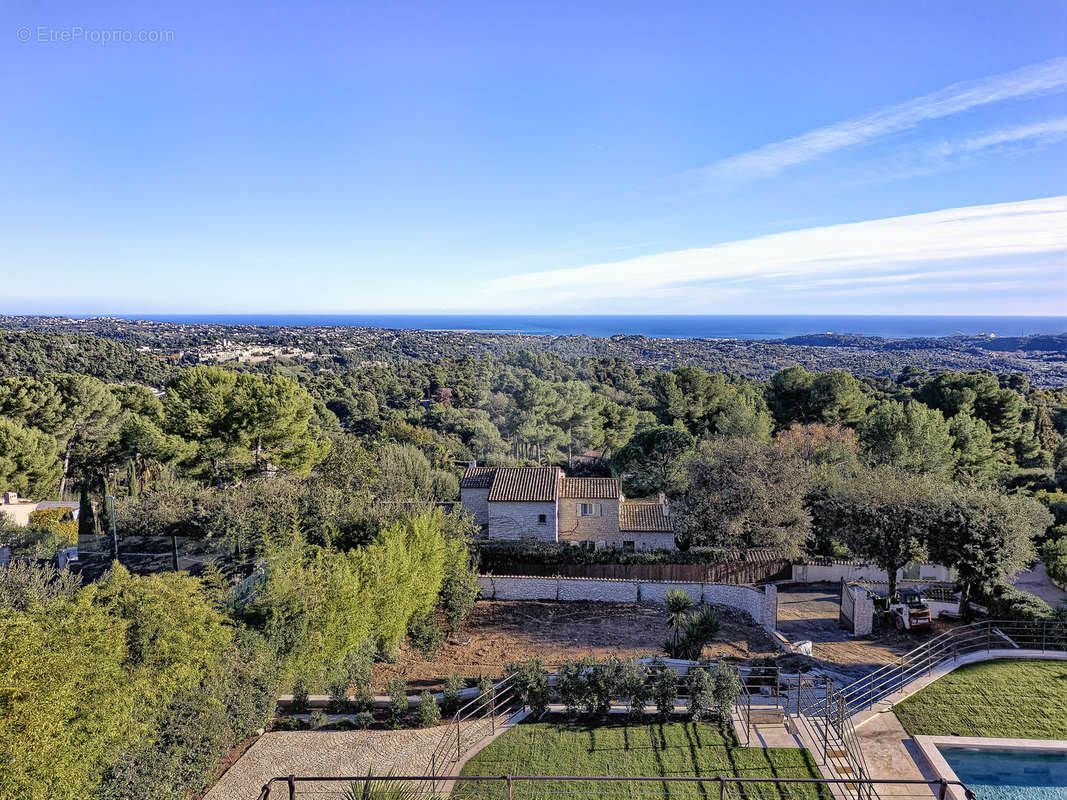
[579,503,602,517]
[537,514,547,525]
[622,540,636,552]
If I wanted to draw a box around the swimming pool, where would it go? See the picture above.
[938,746,1067,799]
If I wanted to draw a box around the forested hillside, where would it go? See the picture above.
[1,322,1066,800]
[2,316,1065,386]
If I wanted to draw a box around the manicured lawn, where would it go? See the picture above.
[454,718,829,799]
[894,658,1067,739]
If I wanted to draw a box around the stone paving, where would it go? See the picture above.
[203,728,445,800]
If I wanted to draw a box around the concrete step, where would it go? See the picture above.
[749,708,785,724]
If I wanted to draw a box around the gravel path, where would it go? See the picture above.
[203,728,445,800]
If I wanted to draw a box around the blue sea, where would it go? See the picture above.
[128,314,1066,340]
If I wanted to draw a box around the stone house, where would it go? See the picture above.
[460,465,676,551]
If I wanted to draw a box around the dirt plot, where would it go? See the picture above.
[775,583,958,680]
[374,599,779,689]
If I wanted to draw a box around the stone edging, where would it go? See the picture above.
[912,735,1067,800]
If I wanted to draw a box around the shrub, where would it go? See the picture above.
[557,660,588,718]
[386,678,409,728]
[505,659,550,717]
[651,661,678,718]
[687,667,714,721]
[585,656,623,718]
[663,599,720,660]
[277,716,308,731]
[409,612,445,658]
[476,676,495,712]
[351,684,376,713]
[328,682,350,713]
[291,685,310,714]
[416,691,441,728]
[617,659,650,718]
[352,711,375,730]
[1044,534,1067,586]
[341,771,427,800]
[439,541,480,634]
[309,709,328,730]
[987,584,1055,621]
[476,541,732,569]
[709,661,741,726]
[677,607,720,661]
[441,673,465,717]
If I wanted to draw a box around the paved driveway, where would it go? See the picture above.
[1011,562,1067,609]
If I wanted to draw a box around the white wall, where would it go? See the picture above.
[477,574,777,630]
[792,562,955,583]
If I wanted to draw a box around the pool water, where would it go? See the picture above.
[938,746,1067,799]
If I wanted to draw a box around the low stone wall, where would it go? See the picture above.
[478,574,777,629]
[840,582,875,636]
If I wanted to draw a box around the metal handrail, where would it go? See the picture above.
[802,619,1066,718]
[257,773,977,800]
[425,671,521,782]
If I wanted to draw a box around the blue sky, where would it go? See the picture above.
[1,0,1065,315]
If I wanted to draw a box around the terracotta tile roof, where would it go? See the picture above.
[619,501,673,532]
[487,467,560,503]
[559,477,620,500]
[460,466,496,489]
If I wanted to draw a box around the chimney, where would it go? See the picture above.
[658,491,668,515]
[467,460,477,470]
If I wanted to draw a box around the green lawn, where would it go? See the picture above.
[454,718,829,799]
[894,658,1067,739]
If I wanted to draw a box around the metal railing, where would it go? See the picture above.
[256,774,976,800]
[786,676,877,800]
[802,618,1067,719]
[424,672,522,785]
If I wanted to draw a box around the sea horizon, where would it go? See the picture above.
[25,313,1067,341]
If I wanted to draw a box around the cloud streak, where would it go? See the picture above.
[481,196,1067,311]
[700,57,1067,182]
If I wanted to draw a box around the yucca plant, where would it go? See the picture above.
[341,770,439,800]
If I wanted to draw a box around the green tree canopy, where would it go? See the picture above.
[674,438,810,555]
[610,425,694,496]
[0,416,61,499]
[858,400,957,479]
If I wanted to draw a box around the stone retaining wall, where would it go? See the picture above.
[478,574,777,629]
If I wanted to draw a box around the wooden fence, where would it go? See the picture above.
[480,559,792,585]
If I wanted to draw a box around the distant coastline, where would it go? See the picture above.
[49,313,1067,341]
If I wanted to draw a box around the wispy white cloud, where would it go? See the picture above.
[955,117,1067,153]
[478,196,1067,312]
[699,57,1067,182]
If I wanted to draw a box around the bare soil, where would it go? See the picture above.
[373,599,780,690]
[775,583,962,681]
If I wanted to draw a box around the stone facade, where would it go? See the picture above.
[477,574,778,630]
[460,487,490,528]
[461,465,676,550]
[487,500,558,542]
[557,498,621,548]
